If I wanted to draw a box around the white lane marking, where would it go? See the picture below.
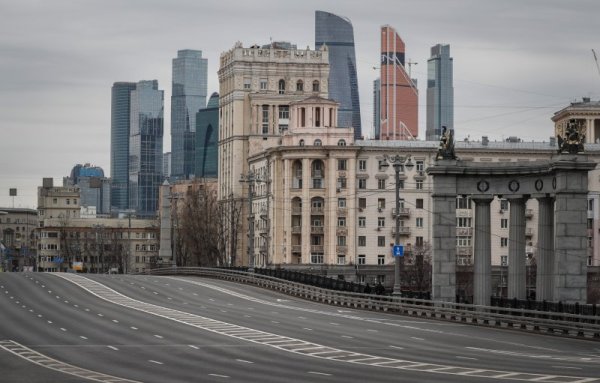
[456,356,477,360]
[84,308,90,312]
[154,335,163,339]
[97,313,104,317]
[367,329,378,333]
[107,346,119,351]
[131,326,138,330]
[298,316,305,319]
[552,366,582,370]
[308,371,332,376]
[208,374,229,378]
[148,360,163,365]
[271,321,279,324]
[209,298,215,301]
[193,293,198,296]
[60,328,67,332]
[73,304,78,308]
[244,315,252,318]
[56,274,600,383]
[140,286,145,289]
[153,292,158,295]
[64,300,69,303]
[236,359,254,364]
[341,335,353,339]
[47,321,53,324]
[330,322,339,326]
[188,345,199,349]
[112,320,119,323]
[303,328,313,331]
[411,337,424,341]
[37,314,43,318]
[389,345,404,350]
[79,336,88,340]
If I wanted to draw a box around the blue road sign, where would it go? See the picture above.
[393,245,404,257]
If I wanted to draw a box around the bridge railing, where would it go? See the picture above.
[138,267,600,340]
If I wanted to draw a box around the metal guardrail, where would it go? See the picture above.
[140,267,600,341]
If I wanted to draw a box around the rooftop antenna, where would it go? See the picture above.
[407,58,418,78]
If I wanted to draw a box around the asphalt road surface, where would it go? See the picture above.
[0,272,599,382]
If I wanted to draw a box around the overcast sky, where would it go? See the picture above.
[1,0,599,208]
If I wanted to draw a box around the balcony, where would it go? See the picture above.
[311,226,324,234]
[391,227,411,236]
[337,207,347,216]
[457,256,473,266]
[525,228,533,237]
[311,245,324,253]
[456,210,472,218]
[525,209,533,219]
[336,227,348,236]
[456,227,473,236]
[392,208,410,218]
[456,246,473,256]
[291,226,302,234]
[292,206,302,215]
[336,245,347,254]
[291,245,302,253]
[311,207,324,215]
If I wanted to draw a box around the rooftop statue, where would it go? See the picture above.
[436,126,456,160]
[557,119,585,154]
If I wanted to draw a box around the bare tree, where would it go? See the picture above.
[401,242,432,293]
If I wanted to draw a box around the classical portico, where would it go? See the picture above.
[428,155,595,304]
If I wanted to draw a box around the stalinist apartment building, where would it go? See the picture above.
[218,42,330,265]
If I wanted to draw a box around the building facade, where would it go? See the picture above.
[37,178,80,227]
[379,25,418,140]
[36,217,159,273]
[129,80,164,218]
[315,11,361,138]
[552,97,600,143]
[195,92,219,178]
[110,82,137,211]
[426,44,454,141]
[171,49,208,180]
[0,208,38,271]
[218,42,330,265]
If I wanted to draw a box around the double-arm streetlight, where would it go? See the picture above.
[380,154,414,296]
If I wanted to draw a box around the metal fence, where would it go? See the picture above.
[491,296,599,316]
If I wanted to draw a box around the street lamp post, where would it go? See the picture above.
[381,154,414,296]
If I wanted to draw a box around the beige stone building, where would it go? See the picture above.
[0,208,38,271]
[218,42,330,265]
[37,217,159,273]
[37,177,80,227]
[552,97,600,143]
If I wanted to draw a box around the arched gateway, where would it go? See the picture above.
[428,130,595,304]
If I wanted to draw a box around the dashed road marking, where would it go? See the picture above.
[148,360,163,365]
[308,371,331,376]
[208,374,229,378]
[108,346,119,351]
[236,359,253,364]
[188,345,199,349]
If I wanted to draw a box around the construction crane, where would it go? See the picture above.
[593,49,600,77]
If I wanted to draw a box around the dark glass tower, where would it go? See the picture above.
[171,49,208,180]
[426,44,453,141]
[315,11,362,139]
[129,80,164,217]
[110,82,136,211]
[195,92,219,178]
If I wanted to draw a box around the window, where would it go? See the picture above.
[416,217,423,227]
[337,139,346,146]
[358,255,366,265]
[416,236,424,247]
[358,179,367,189]
[278,105,289,119]
[358,160,367,171]
[278,79,285,94]
[311,254,324,264]
[300,107,306,126]
[337,217,346,227]
[378,217,385,227]
[358,216,366,227]
[337,256,346,265]
[299,139,305,146]
[378,255,385,265]
[378,179,386,190]
[337,236,347,246]
[338,159,347,170]
[416,180,423,190]
[501,255,508,266]
[338,198,346,208]
[312,80,320,92]
[260,79,267,90]
[501,218,508,229]
[376,275,386,284]
[261,105,269,134]
[500,237,508,247]
[377,236,386,247]
[314,139,322,146]
[457,218,472,227]
[589,199,594,211]
[378,198,385,209]
[456,236,471,247]
[378,160,388,172]
[337,177,347,189]
[457,196,472,209]
[588,218,594,229]
[244,78,252,89]
[357,274,366,283]
[66,199,70,205]
[416,160,424,172]
[358,198,367,209]
[296,80,304,91]
[53,198,57,204]
[500,199,508,211]
[416,199,424,209]
[358,236,366,246]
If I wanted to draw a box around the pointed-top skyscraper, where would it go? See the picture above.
[426,44,454,141]
[315,11,362,139]
[379,25,418,140]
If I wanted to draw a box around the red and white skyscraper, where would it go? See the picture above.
[379,25,418,140]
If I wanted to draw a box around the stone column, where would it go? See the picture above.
[431,173,457,302]
[535,196,554,301]
[158,181,173,267]
[472,196,493,306]
[507,195,527,300]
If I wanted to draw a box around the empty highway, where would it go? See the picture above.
[0,272,598,382]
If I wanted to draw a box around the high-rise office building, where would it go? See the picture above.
[315,11,361,139]
[129,80,164,217]
[373,78,381,139]
[64,163,110,215]
[426,44,454,141]
[195,92,219,178]
[171,50,208,180]
[379,25,418,140]
[110,82,137,211]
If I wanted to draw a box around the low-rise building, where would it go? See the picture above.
[0,208,38,271]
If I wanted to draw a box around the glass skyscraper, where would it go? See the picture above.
[171,49,208,180]
[129,80,164,217]
[426,44,454,141]
[110,82,137,211]
[315,11,362,139]
[195,92,219,178]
